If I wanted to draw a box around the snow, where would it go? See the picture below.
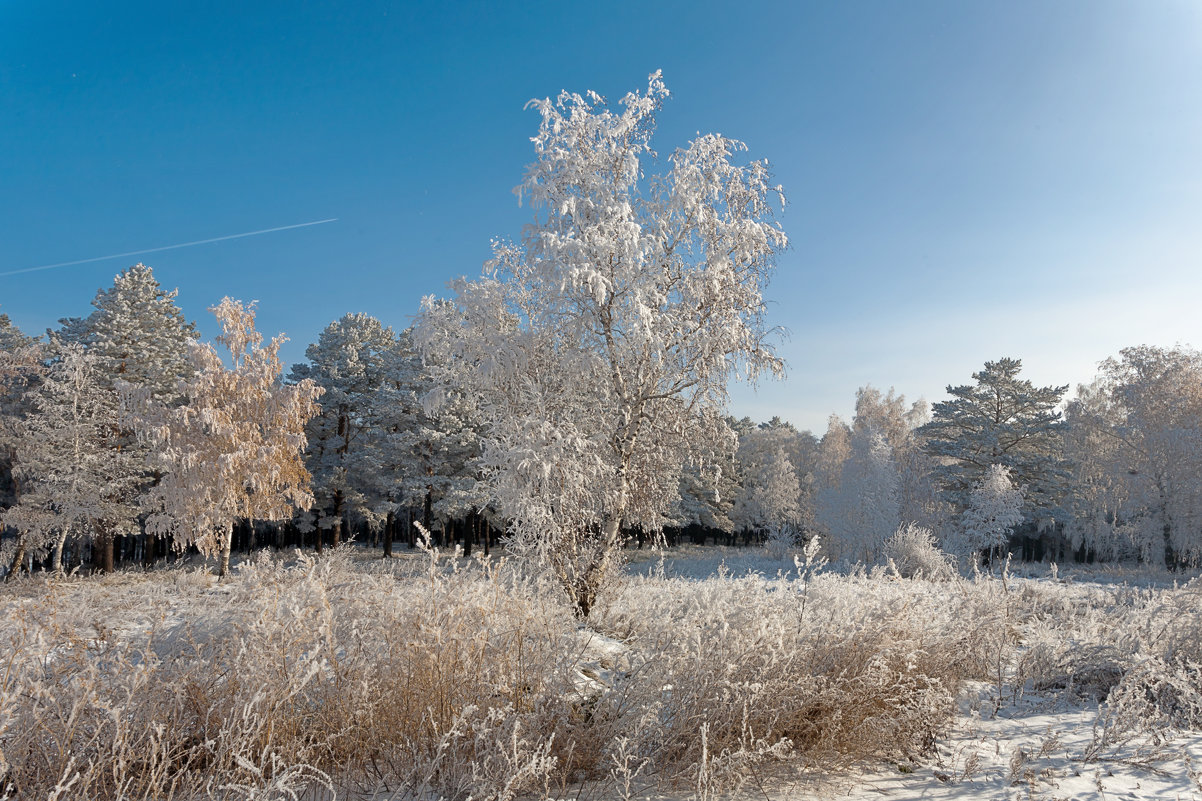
[818,689,1202,800]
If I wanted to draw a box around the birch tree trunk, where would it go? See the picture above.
[5,534,26,581]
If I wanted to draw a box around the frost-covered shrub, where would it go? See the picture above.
[763,525,799,561]
[884,522,957,580]
[1075,578,1202,756]
[1097,658,1202,740]
[587,569,995,791]
[1026,642,1127,700]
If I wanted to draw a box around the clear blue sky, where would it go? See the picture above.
[3,1,1200,432]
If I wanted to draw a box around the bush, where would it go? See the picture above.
[884,523,957,580]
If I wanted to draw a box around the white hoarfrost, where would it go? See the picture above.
[415,72,786,616]
[124,299,323,577]
[954,464,1024,561]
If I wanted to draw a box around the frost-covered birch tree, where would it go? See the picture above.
[852,386,945,532]
[3,344,140,573]
[127,299,323,577]
[816,426,900,563]
[954,463,1024,562]
[1067,346,1202,566]
[415,72,786,616]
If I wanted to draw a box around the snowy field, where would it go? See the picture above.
[1,545,1200,800]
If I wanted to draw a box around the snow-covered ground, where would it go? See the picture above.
[789,687,1200,801]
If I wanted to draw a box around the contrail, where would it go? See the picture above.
[0,218,338,278]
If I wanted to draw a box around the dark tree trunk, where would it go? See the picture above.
[422,491,432,540]
[1164,521,1177,570]
[96,529,114,574]
[383,511,394,558]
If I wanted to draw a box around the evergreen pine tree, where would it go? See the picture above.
[54,264,197,570]
[3,345,140,573]
[919,358,1069,524]
[291,313,399,546]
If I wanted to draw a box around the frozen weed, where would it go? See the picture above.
[0,546,575,799]
[883,523,957,581]
[586,566,995,793]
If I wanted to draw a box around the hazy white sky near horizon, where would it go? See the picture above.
[2,1,1200,433]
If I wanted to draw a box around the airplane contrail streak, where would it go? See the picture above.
[0,218,338,278]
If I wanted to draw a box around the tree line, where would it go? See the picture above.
[3,266,1198,579]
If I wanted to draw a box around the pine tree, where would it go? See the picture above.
[0,315,40,514]
[674,457,738,539]
[0,313,35,353]
[3,345,141,573]
[6,346,141,570]
[55,264,197,569]
[0,316,44,576]
[64,264,197,402]
[919,358,1069,524]
[291,314,399,547]
[383,327,482,548]
[732,427,801,538]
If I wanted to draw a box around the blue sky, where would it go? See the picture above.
[2,1,1200,432]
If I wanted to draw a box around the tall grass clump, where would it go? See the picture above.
[582,566,999,793]
[0,547,578,800]
[883,523,957,580]
[988,571,1202,762]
